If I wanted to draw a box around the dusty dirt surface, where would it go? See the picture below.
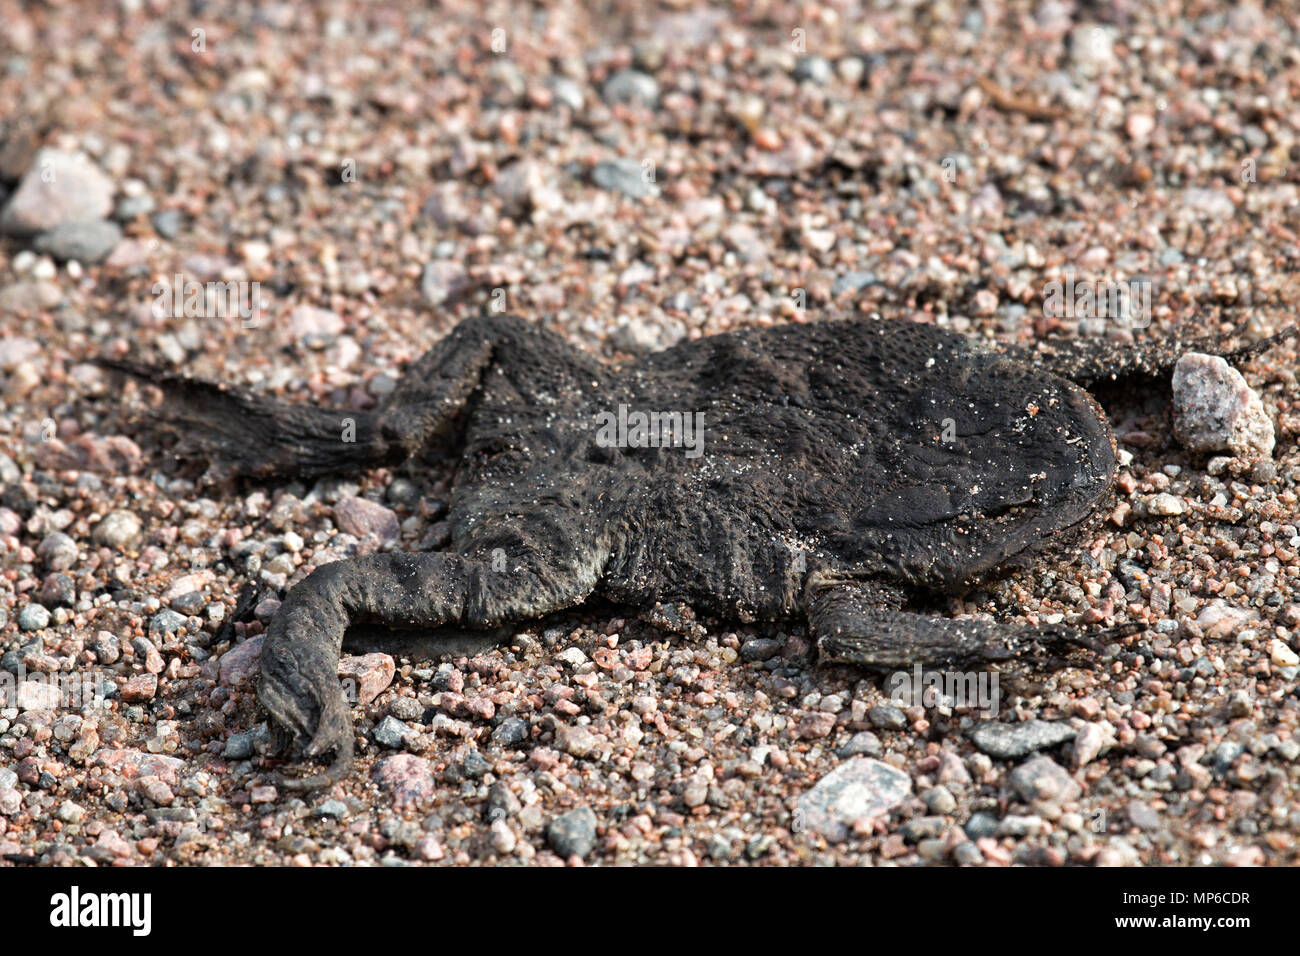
[2,0,1299,866]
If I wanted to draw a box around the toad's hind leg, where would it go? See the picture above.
[261,541,606,789]
[96,359,396,482]
[806,576,1128,675]
[96,313,548,480]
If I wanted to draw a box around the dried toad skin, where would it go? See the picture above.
[598,318,1116,612]
[111,314,1182,786]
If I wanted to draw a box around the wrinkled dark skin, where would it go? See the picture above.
[102,315,1292,787]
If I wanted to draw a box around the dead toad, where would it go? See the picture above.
[100,315,1292,786]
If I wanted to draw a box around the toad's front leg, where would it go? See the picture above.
[804,574,1138,675]
[259,546,603,789]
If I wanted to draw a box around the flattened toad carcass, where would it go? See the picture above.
[102,315,1290,786]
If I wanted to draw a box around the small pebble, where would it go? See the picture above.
[547,806,598,859]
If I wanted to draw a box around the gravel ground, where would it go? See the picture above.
[2,0,1300,867]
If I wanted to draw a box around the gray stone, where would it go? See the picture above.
[223,731,256,760]
[114,194,156,221]
[460,750,491,779]
[953,842,985,865]
[868,704,908,731]
[591,159,659,200]
[149,609,188,639]
[17,604,50,631]
[385,478,422,507]
[707,830,739,861]
[483,781,522,822]
[745,834,776,860]
[36,532,78,571]
[1009,756,1082,808]
[795,757,912,842]
[388,697,424,722]
[601,69,659,107]
[313,799,348,819]
[923,785,957,815]
[381,817,422,848]
[970,719,1076,759]
[39,573,75,607]
[92,632,120,664]
[32,219,122,263]
[169,591,206,615]
[491,716,529,747]
[1213,740,1244,776]
[836,731,882,758]
[151,209,182,239]
[547,806,598,858]
[831,271,879,297]
[374,716,414,748]
[963,811,999,839]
